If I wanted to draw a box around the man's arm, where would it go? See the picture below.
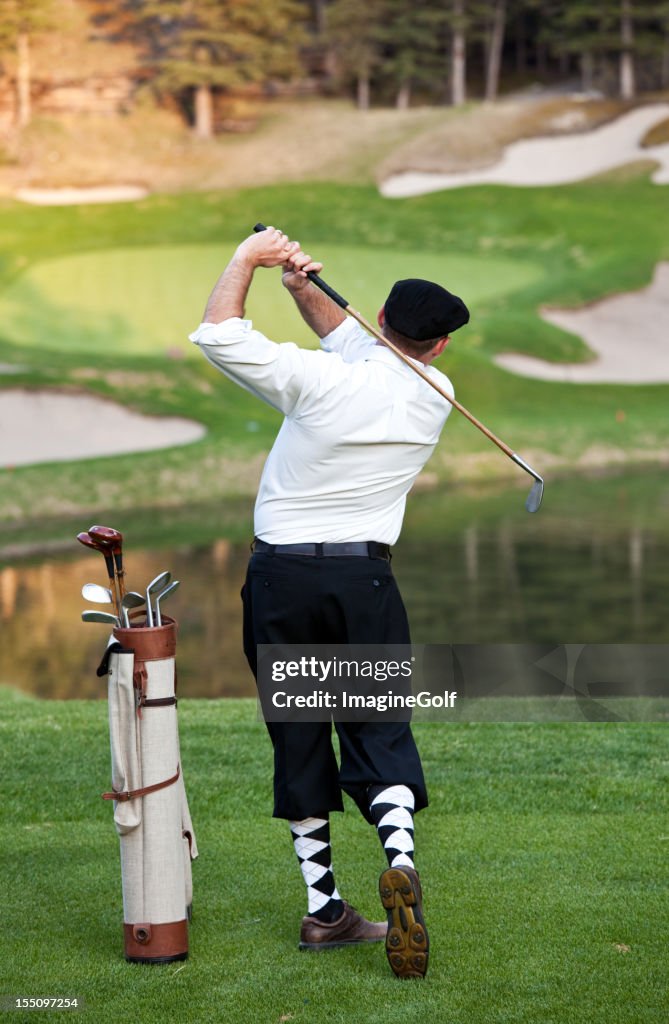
[282,248,376,362]
[192,228,324,417]
[282,249,346,338]
[202,226,300,323]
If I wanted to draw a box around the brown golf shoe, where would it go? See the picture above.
[299,902,387,951]
[379,865,429,979]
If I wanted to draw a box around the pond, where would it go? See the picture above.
[1,468,668,700]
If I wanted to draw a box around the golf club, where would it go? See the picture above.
[154,580,180,627]
[81,610,120,627]
[82,582,114,605]
[76,531,121,615]
[120,591,146,629]
[253,222,544,513]
[145,571,171,628]
[88,525,126,598]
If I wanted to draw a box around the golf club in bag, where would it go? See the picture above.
[253,223,544,513]
[98,614,198,964]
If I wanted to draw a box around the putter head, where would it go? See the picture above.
[525,477,544,513]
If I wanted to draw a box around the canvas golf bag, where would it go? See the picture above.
[98,616,198,963]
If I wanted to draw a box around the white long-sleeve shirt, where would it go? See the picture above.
[189,316,453,544]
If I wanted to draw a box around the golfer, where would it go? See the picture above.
[190,226,469,980]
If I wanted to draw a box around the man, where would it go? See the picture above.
[190,226,469,980]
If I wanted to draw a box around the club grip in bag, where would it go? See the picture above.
[253,222,349,309]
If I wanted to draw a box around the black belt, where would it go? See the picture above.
[252,538,391,561]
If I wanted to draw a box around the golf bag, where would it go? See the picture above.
[98,616,198,963]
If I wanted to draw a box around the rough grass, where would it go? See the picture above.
[641,116,669,147]
[0,94,649,196]
[0,100,447,194]
[1,689,667,1024]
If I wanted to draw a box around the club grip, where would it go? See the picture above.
[253,222,349,310]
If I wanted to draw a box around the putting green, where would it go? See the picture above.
[0,242,543,355]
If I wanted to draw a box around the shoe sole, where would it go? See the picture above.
[379,867,429,979]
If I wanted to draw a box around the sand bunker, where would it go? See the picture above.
[381,104,669,197]
[15,185,149,205]
[495,262,669,384]
[0,390,205,467]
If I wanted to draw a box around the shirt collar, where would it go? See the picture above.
[365,344,428,372]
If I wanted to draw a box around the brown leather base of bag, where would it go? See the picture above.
[124,920,188,964]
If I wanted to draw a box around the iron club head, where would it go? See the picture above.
[81,610,119,626]
[81,582,114,604]
[145,571,171,628]
[120,591,145,629]
[525,477,544,514]
[154,580,180,627]
[511,454,545,514]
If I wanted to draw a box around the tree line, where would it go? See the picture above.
[1,0,669,136]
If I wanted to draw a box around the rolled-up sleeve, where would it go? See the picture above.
[190,318,309,416]
[320,318,376,363]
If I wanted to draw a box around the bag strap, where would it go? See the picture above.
[102,764,180,803]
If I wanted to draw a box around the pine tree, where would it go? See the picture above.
[327,0,385,109]
[376,0,443,109]
[451,0,467,106]
[0,0,54,127]
[90,0,307,137]
[484,0,507,100]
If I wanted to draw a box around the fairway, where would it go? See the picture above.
[0,242,543,355]
[1,692,666,1024]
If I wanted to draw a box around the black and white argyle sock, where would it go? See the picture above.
[289,817,344,923]
[368,784,415,868]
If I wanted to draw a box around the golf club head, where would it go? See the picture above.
[76,531,100,552]
[525,478,544,513]
[76,530,116,576]
[88,524,123,551]
[154,580,180,626]
[120,591,146,628]
[81,582,114,604]
[81,610,119,626]
[145,571,171,628]
[88,525,126,596]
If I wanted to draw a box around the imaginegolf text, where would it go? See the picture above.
[271,690,458,711]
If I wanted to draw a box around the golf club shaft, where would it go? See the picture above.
[253,223,542,485]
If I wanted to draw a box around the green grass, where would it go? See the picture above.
[1,688,667,1023]
[0,243,541,355]
[0,171,668,521]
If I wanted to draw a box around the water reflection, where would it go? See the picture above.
[1,472,668,699]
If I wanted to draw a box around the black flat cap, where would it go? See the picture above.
[384,278,470,341]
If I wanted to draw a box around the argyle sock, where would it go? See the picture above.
[289,817,344,923]
[368,784,415,869]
